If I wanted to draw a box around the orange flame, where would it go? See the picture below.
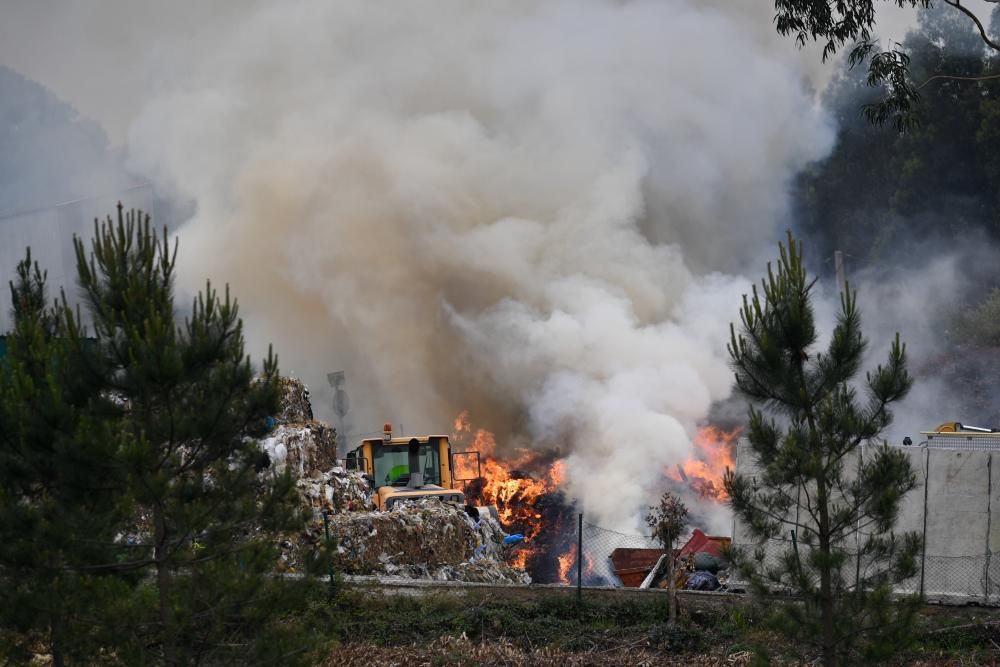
[452,411,568,571]
[675,425,740,500]
[558,544,577,583]
[511,547,532,571]
[556,544,595,584]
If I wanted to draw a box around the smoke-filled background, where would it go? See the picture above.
[4,0,999,534]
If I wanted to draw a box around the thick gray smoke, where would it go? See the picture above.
[4,1,835,533]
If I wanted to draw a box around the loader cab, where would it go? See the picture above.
[346,425,465,510]
[373,436,443,488]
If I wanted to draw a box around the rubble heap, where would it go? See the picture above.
[263,377,528,584]
[318,497,529,584]
[261,423,339,479]
[297,465,374,514]
[259,377,338,477]
[276,376,314,423]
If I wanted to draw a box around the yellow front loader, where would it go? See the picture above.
[346,423,483,511]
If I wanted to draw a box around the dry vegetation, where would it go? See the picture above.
[310,585,1000,666]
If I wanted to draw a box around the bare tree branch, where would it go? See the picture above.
[916,72,1000,90]
[943,0,1000,53]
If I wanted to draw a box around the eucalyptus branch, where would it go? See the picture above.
[942,0,1000,52]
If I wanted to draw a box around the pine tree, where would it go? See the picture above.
[60,204,312,664]
[723,232,922,666]
[0,251,133,665]
[1,207,321,664]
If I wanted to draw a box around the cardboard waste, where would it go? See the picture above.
[264,377,529,584]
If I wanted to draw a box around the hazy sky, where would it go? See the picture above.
[3,0,980,145]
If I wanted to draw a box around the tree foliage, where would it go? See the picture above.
[795,3,1000,271]
[0,206,316,665]
[646,491,689,553]
[723,232,922,666]
[0,251,133,665]
[646,491,689,625]
[775,0,1000,130]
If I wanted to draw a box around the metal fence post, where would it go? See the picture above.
[322,509,335,597]
[985,454,993,605]
[577,513,583,603]
[919,447,930,598]
[855,444,863,590]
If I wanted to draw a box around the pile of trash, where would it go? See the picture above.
[641,530,731,592]
[257,377,338,478]
[261,377,528,584]
[260,422,339,479]
[296,465,375,513]
[290,497,528,584]
[676,552,729,592]
[276,376,314,423]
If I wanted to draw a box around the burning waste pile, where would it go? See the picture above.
[260,378,528,584]
[255,380,739,587]
[450,412,741,586]
[451,412,580,583]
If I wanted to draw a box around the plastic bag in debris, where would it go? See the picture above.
[258,423,338,478]
[685,570,721,591]
[256,376,338,479]
[693,552,726,574]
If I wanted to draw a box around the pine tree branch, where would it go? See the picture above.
[739,496,820,539]
[735,356,795,407]
[825,442,861,486]
[72,557,157,573]
[161,462,267,566]
[176,378,245,475]
[829,485,877,538]
[797,479,822,532]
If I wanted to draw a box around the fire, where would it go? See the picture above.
[676,425,740,500]
[556,544,595,585]
[452,411,570,578]
[452,411,563,527]
[557,544,577,583]
[548,459,566,487]
[450,413,739,584]
[511,546,531,571]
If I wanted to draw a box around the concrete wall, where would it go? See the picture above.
[733,440,1000,604]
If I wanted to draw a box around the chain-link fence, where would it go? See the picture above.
[727,441,1000,606]
[554,516,998,607]
[578,520,661,587]
[731,536,994,603]
[547,515,696,591]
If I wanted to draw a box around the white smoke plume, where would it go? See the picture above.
[7,1,835,533]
